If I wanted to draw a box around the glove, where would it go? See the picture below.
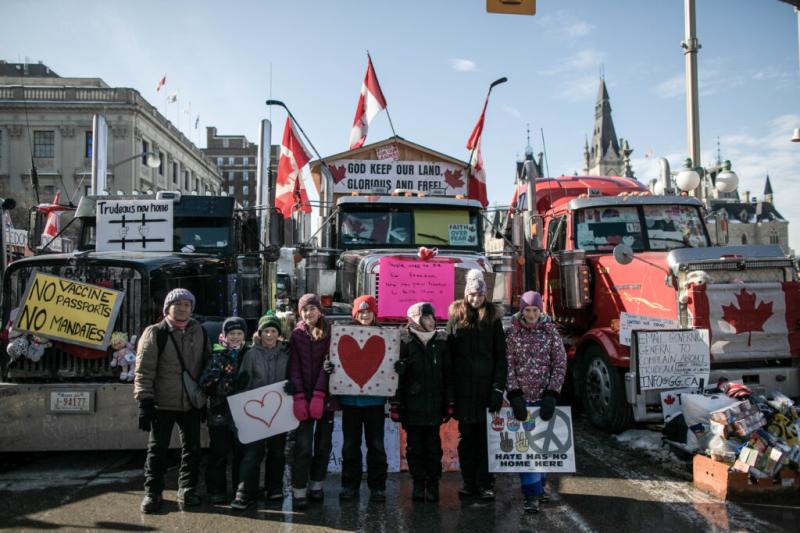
[508,390,528,421]
[442,402,454,423]
[390,404,402,423]
[539,390,559,422]
[488,389,504,413]
[293,394,309,422]
[309,390,326,420]
[138,399,156,432]
[323,360,335,374]
[393,359,406,376]
[283,381,295,395]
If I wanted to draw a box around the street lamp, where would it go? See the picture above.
[675,158,701,192]
[109,151,160,170]
[715,160,739,193]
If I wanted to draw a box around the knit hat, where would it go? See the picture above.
[258,311,282,333]
[298,293,321,312]
[519,291,543,312]
[407,302,435,327]
[162,288,196,316]
[464,269,487,297]
[222,316,247,336]
[352,295,378,319]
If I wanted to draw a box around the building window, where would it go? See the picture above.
[0,130,3,161]
[228,171,234,182]
[217,157,223,167]
[34,130,55,158]
[243,185,249,195]
[222,138,229,148]
[85,131,93,159]
[184,170,190,190]
[172,161,178,184]
[243,170,249,182]
[142,140,149,164]
[158,153,164,175]
[770,233,779,245]
[228,157,234,165]
[243,156,249,166]
[228,185,235,195]
[243,199,249,207]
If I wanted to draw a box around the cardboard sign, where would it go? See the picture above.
[448,223,478,246]
[327,159,467,195]
[96,199,174,252]
[619,312,679,346]
[399,419,461,472]
[487,406,576,473]
[13,272,123,349]
[328,411,401,473]
[660,387,702,422]
[227,380,299,444]
[329,325,401,396]
[633,329,710,391]
[377,257,454,320]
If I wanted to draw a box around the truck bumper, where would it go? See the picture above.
[0,383,208,452]
[624,361,800,423]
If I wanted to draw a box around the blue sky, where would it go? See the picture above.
[3,0,799,250]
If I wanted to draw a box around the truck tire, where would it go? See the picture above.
[581,346,632,433]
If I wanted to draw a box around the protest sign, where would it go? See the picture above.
[96,199,173,252]
[13,272,123,350]
[227,380,299,444]
[487,406,576,473]
[329,325,401,396]
[377,257,454,320]
[619,312,679,346]
[633,329,710,391]
[327,159,467,195]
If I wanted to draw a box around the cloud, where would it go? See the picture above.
[536,10,594,39]
[557,74,599,102]
[566,21,594,37]
[540,49,605,76]
[502,105,521,119]
[449,58,477,72]
[653,68,745,99]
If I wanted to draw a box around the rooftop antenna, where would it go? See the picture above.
[716,136,721,165]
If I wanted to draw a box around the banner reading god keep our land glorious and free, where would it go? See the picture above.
[327,159,468,195]
[13,272,123,350]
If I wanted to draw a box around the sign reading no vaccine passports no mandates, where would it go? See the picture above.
[13,272,123,350]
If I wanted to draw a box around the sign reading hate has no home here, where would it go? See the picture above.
[633,328,710,391]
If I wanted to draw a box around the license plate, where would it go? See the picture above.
[49,391,94,413]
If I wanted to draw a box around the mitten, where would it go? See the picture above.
[508,389,528,421]
[323,359,335,374]
[488,388,504,413]
[293,393,309,422]
[393,359,406,376]
[138,399,156,431]
[390,404,402,423]
[539,390,559,421]
[309,390,326,420]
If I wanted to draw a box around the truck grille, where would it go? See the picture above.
[4,265,144,382]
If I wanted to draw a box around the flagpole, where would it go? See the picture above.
[265,100,329,171]
[467,77,508,175]
[367,51,397,138]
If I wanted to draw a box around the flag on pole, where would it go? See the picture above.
[349,56,388,150]
[167,91,178,104]
[466,97,489,207]
[275,118,312,219]
[38,191,69,243]
[156,75,166,92]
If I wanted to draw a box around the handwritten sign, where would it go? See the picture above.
[377,257,454,320]
[619,312,679,346]
[96,199,174,252]
[227,380,299,444]
[448,223,478,246]
[633,329,710,391]
[13,272,123,350]
[328,159,467,195]
[487,406,576,473]
[329,325,401,396]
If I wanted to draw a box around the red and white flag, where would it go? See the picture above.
[156,75,166,92]
[38,191,69,241]
[349,56,387,150]
[275,118,312,219]
[466,97,489,207]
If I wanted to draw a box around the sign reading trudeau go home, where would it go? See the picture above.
[327,159,468,195]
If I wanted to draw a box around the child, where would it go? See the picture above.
[198,316,249,504]
[506,291,566,514]
[392,302,452,502]
[288,293,334,510]
[230,311,290,510]
[446,269,507,501]
[336,295,388,502]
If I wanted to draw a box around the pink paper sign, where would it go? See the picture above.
[377,257,454,320]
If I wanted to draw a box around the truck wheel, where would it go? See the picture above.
[582,347,632,433]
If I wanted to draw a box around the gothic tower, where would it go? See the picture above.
[583,78,630,177]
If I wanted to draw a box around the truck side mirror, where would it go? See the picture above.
[613,243,634,265]
[269,209,285,248]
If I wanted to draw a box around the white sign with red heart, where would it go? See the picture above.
[329,325,401,396]
[227,380,299,444]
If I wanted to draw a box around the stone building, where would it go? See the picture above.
[582,78,634,178]
[0,61,222,227]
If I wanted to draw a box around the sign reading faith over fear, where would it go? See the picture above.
[487,405,575,473]
[227,380,300,444]
[96,199,174,252]
[633,328,710,391]
[329,325,401,396]
[377,257,454,320]
[13,272,123,350]
[327,159,468,195]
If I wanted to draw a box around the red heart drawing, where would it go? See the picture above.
[243,391,283,428]
[338,334,386,389]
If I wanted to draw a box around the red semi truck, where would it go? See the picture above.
[495,169,799,431]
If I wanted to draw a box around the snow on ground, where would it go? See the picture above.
[613,428,686,465]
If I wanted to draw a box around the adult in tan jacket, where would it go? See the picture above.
[134,288,210,514]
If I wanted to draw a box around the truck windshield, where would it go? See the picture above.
[575,204,709,252]
[339,207,480,248]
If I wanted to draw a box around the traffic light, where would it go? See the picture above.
[486,0,536,16]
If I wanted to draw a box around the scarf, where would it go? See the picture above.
[409,325,436,345]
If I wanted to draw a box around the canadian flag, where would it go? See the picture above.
[275,118,312,219]
[156,75,166,92]
[349,56,387,150]
[38,191,69,241]
[466,97,489,207]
